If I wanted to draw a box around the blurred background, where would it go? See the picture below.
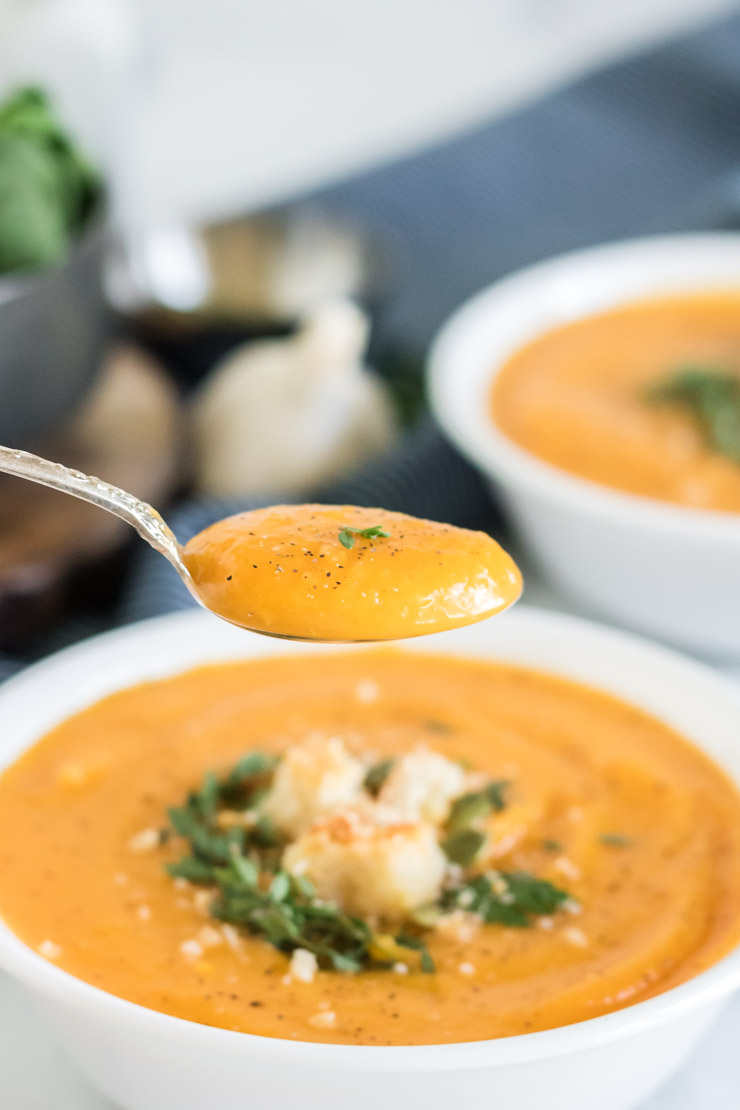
[4,4,740,1104]
[0,0,739,668]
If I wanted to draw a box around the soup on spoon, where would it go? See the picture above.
[0,447,521,642]
[183,504,522,641]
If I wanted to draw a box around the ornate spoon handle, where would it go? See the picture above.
[0,445,185,573]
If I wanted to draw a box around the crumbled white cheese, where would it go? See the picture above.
[284,805,447,919]
[193,888,214,915]
[458,962,476,976]
[180,939,204,959]
[436,910,480,943]
[289,948,319,984]
[197,925,224,949]
[262,735,365,837]
[445,862,464,884]
[220,924,244,955]
[136,904,152,922]
[38,940,61,960]
[489,873,508,897]
[217,809,258,829]
[563,926,589,948]
[378,746,466,824]
[553,856,581,882]
[392,962,409,975]
[308,1010,336,1029]
[355,679,379,705]
[128,827,160,853]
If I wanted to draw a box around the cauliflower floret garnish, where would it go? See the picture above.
[283,804,447,920]
[378,745,466,824]
[262,734,365,837]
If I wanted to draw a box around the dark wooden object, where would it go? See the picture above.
[0,346,183,650]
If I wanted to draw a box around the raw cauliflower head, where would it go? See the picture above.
[378,746,466,824]
[283,805,447,920]
[262,734,365,838]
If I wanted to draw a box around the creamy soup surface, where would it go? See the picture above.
[491,293,740,513]
[183,505,521,640]
[0,651,739,1046]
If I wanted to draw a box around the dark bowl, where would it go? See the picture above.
[0,207,111,445]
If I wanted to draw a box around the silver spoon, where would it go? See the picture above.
[0,446,392,643]
[0,446,403,643]
[0,443,194,592]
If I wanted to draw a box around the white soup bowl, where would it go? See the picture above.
[428,233,740,656]
[0,608,738,1108]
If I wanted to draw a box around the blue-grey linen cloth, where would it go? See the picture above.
[2,11,740,679]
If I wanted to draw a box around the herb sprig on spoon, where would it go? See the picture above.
[337,524,391,550]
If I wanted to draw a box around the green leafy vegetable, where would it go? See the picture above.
[645,366,740,465]
[338,525,391,550]
[0,87,101,274]
[600,833,631,848]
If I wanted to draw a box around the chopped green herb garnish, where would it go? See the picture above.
[441,828,488,866]
[338,525,391,550]
[542,839,562,853]
[395,931,435,973]
[163,752,571,975]
[645,366,740,465]
[163,748,433,974]
[363,758,395,797]
[442,871,568,928]
[165,856,218,883]
[225,751,280,790]
[446,781,509,835]
[600,833,631,848]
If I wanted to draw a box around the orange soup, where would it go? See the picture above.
[0,650,739,1046]
[183,505,521,640]
[491,293,740,512]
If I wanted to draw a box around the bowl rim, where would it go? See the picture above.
[0,605,739,1069]
[427,230,740,542]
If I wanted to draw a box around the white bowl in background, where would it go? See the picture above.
[428,233,740,657]
[0,607,739,1109]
